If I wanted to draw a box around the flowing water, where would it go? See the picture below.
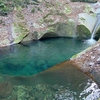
[0,37,100,100]
[85,14,100,45]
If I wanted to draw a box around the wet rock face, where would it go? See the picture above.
[0,82,12,99]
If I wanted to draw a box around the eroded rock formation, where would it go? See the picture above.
[0,0,100,47]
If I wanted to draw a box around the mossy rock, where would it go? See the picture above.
[13,22,29,43]
[38,21,76,39]
[54,22,76,38]
[76,25,91,39]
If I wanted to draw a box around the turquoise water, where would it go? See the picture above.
[0,37,100,100]
[0,38,90,76]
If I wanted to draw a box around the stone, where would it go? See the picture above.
[0,82,13,99]
[97,57,100,64]
[77,13,97,39]
[89,62,94,66]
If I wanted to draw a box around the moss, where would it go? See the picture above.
[0,2,11,16]
[31,8,35,13]
[76,25,91,39]
[47,27,55,32]
[17,24,28,34]
[16,12,24,20]
[71,54,78,59]
[64,6,72,14]
[44,19,54,23]
[84,4,96,16]
[13,22,29,43]
[37,7,42,12]
[43,13,51,19]
[71,45,93,60]
[14,32,28,43]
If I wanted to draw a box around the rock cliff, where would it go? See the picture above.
[0,0,100,47]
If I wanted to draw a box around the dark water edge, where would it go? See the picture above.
[0,37,90,76]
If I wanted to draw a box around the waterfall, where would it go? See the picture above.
[91,14,100,39]
[85,14,100,45]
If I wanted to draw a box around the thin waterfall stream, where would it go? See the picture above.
[91,14,100,39]
[85,14,100,45]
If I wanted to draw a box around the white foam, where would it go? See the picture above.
[84,38,96,45]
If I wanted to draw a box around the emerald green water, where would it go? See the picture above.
[0,37,100,100]
[0,38,89,76]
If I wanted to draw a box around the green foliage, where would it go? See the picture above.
[76,25,91,39]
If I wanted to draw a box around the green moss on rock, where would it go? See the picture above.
[13,22,29,43]
[76,25,91,39]
[64,6,72,14]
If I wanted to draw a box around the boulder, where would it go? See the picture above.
[0,82,13,99]
[71,39,100,87]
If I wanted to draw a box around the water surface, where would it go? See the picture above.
[1,61,100,100]
[0,38,89,76]
[0,37,100,100]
